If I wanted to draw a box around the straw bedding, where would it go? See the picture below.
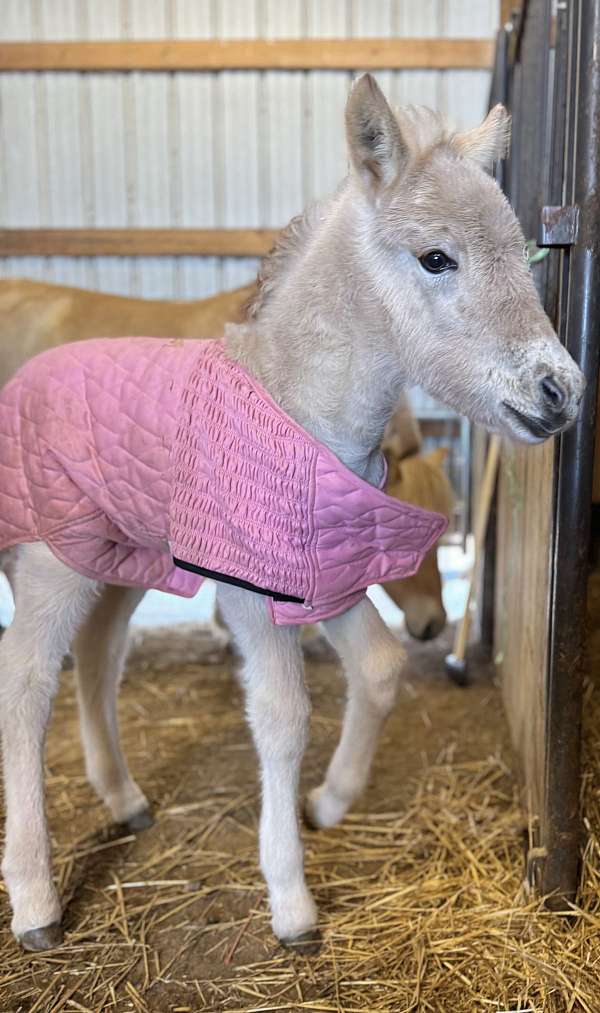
[1,600,600,1012]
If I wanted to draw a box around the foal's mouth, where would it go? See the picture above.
[501,402,563,440]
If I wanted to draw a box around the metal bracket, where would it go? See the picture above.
[538,205,580,247]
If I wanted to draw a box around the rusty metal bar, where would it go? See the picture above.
[541,0,571,325]
[538,204,580,247]
[479,24,512,653]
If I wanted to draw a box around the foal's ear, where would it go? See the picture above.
[453,104,511,169]
[346,74,409,190]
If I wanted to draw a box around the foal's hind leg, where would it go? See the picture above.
[217,584,318,950]
[305,597,405,829]
[0,544,98,949]
[73,585,152,829]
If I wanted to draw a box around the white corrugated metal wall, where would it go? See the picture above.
[0,0,498,299]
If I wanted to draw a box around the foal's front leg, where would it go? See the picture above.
[305,596,406,829]
[217,585,318,949]
[0,544,99,949]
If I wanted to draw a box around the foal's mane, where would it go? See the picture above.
[245,200,326,320]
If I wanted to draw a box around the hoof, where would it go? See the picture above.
[123,807,154,832]
[280,927,322,956]
[303,789,345,831]
[19,921,63,952]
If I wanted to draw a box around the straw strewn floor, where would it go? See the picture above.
[1,611,600,1012]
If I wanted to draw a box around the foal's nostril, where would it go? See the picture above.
[540,374,567,414]
[421,621,436,641]
[412,617,444,641]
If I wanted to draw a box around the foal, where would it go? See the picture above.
[0,75,583,952]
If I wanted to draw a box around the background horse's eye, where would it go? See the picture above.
[419,250,457,274]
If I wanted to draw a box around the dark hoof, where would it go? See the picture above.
[280,928,322,956]
[123,807,154,832]
[20,921,63,952]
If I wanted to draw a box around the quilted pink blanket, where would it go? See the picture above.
[0,338,447,625]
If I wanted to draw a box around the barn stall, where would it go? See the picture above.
[1,1,600,1011]
[484,0,600,907]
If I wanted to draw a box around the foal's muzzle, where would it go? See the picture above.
[502,401,565,439]
[504,367,584,440]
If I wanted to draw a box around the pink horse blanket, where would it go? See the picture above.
[0,338,447,625]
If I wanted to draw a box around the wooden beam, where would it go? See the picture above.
[0,38,494,72]
[0,228,279,257]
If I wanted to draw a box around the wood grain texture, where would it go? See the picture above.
[494,439,555,817]
[0,38,495,71]
[0,229,279,257]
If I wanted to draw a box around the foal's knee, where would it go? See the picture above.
[246,680,311,760]
[360,636,406,717]
[324,597,406,716]
[0,641,56,726]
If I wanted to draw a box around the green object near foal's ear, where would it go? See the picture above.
[525,238,551,265]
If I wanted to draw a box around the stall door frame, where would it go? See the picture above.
[490,0,600,902]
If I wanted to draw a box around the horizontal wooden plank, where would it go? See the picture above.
[0,229,280,257]
[0,38,494,72]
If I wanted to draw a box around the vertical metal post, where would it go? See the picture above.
[542,0,600,902]
[479,26,511,652]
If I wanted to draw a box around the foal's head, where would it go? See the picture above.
[345,74,584,442]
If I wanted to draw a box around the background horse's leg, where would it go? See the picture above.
[217,584,318,951]
[0,544,98,950]
[305,597,405,829]
[73,584,152,829]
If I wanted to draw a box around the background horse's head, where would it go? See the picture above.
[384,447,454,640]
[345,75,584,442]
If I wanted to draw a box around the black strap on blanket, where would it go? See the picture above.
[172,557,305,604]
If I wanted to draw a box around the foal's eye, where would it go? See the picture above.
[419,250,457,274]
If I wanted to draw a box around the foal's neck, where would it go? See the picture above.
[225,194,406,483]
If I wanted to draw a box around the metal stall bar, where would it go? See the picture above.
[542,0,600,903]
[478,22,512,652]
